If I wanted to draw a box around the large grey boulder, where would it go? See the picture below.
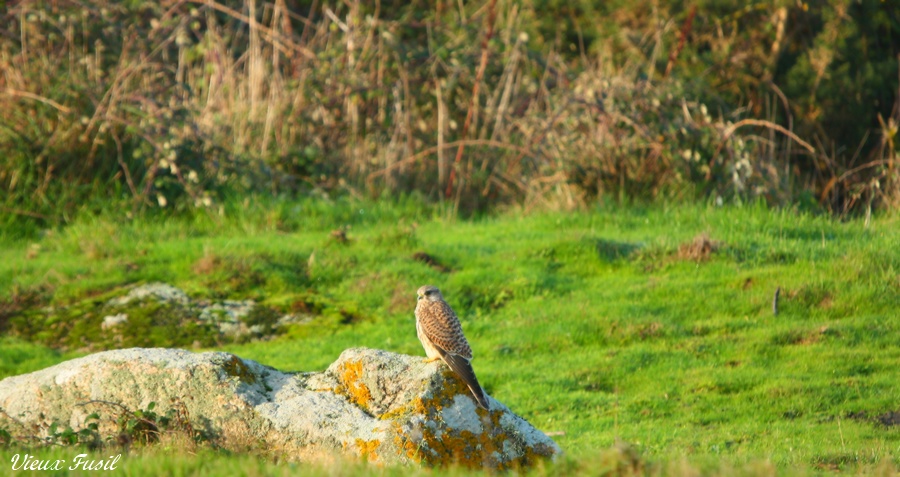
[0,347,560,468]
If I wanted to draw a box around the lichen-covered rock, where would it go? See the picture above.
[0,347,560,468]
[108,282,191,307]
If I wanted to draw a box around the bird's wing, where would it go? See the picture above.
[435,347,490,410]
[420,301,473,359]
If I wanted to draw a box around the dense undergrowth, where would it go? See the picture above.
[2,0,899,240]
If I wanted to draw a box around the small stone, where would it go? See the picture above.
[108,282,190,306]
[101,313,128,330]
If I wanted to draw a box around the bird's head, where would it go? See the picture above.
[416,285,442,302]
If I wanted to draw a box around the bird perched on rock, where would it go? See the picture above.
[415,285,490,410]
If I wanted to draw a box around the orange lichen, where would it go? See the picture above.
[335,360,372,409]
[387,383,539,468]
[381,361,557,469]
[382,369,468,421]
[439,368,472,399]
[355,438,381,463]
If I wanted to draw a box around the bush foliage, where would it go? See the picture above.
[1,0,898,235]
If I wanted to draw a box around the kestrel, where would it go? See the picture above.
[415,285,490,410]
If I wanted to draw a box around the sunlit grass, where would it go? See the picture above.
[2,200,900,474]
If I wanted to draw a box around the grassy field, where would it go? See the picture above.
[2,199,900,475]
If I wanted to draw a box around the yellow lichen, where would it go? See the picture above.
[389,389,509,468]
[355,438,381,463]
[439,368,472,401]
[413,396,430,415]
[335,360,372,409]
[382,362,556,469]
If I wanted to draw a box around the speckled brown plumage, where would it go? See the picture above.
[415,285,490,410]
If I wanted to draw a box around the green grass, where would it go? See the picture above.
[0,337,76,378]
[2,199,900,474]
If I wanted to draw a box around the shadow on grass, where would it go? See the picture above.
[595,240,642,262]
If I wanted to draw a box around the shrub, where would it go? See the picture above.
[1,0,897,236]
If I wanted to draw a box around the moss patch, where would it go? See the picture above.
[5,299,220,352]
[220,355,258,385]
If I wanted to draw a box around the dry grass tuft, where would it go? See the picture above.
[330,229,350,244]
[677,233,720,262]
[1,0,897,231]
[193,253,222,276]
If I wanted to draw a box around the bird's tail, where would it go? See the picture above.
[442,353,491,410]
